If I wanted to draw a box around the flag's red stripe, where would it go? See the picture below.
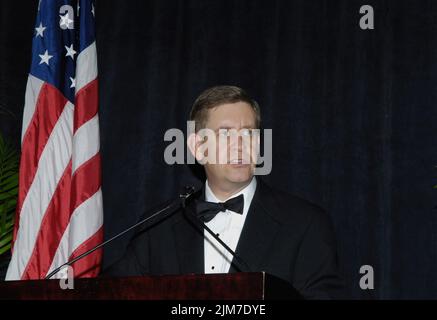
[74,79,98,133]
[69,227,103,278]
[21,161,72,280]
[70,153,101,213]
[13,84,68,247]
[21,153,101,279]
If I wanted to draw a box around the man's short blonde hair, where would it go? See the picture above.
[189,85,261,132]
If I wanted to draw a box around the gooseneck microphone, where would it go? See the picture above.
[184,206,252,273]
[45,186,197,280]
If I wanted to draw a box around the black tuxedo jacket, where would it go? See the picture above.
[103,179,343,299]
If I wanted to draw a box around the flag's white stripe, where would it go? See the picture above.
[6,102,74,281]
[76,41,97,93]
[47,189,103,278]
[72,114,100,173]
[21,75,44,143]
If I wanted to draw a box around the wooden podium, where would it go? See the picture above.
[0,272,301,300]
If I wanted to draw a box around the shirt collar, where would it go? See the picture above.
[205,177,257,210]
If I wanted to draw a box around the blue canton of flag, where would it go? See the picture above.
[31,0,96,103]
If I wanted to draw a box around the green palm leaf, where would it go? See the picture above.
[0,132,19,257]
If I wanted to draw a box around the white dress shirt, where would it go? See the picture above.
[204,177,257,274]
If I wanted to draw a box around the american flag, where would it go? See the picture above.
[6,0,103,280]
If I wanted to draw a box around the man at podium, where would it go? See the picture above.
[104,86,343,299]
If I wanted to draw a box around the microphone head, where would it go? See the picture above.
[180,185,197,200]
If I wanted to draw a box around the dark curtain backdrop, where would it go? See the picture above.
[1,0,437,299]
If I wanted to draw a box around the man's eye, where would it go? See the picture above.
[218,130,229,137]
[241,129,251,136]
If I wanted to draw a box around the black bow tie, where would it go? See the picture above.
[195,194,244,222]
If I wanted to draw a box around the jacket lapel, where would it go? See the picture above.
[172,190,205,274]
[229,180,281,273]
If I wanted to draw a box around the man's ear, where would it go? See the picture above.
[187,132,204,163]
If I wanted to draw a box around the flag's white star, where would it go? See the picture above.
[91,4,95,17]
[59,13,73,29]
[65,44,77,59]
[35,22,46,37]
[39,50,53,65]
[70,77,76,88]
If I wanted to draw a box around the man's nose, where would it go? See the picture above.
[227,134,244,151]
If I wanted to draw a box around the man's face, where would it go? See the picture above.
[198,101,259,190]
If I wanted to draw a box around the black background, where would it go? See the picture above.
[1,0,437,299]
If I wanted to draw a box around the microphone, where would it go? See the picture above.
[183,203,252,273]
[45,185,198,280]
